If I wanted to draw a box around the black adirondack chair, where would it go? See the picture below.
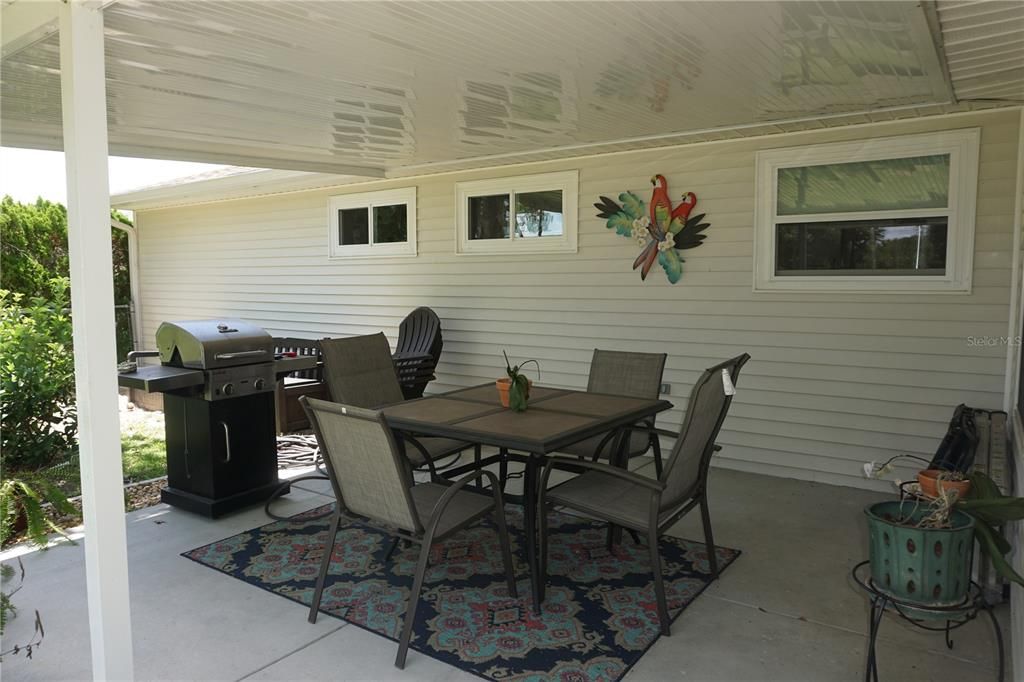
[394,307,443,399]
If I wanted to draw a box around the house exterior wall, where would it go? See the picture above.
[130,109,1021,490]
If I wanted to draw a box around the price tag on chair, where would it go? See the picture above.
[721,369,736,396]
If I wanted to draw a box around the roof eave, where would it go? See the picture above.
[111,168,367,210]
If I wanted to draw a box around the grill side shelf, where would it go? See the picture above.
[117,365,205,393]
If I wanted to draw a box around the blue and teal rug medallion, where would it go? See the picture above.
[184,506,739,681]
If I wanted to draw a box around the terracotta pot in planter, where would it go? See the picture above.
[917,469,972,500]
[495,377,532,408]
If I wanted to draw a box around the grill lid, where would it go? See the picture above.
[156,319,274,369]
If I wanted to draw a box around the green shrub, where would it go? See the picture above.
[0,280,78,470]
[0,197,69,302]
[1,197,135,362]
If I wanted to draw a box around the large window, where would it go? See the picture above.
[754,129,979,292]
[455,171,578,254]
[328,187,416,258]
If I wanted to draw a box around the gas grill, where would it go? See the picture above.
[118,319,317,517]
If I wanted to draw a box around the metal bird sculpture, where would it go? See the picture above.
[594,176,711,284]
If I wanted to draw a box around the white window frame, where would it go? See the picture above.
[328,187,417,258]
[753,128,980,293]
[455,170,578,255]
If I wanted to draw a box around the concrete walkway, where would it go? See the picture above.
[1,464,1010,681]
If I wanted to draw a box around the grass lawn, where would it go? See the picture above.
[2,408,169,546]
[35,413,167,499]
[120,419,166,483]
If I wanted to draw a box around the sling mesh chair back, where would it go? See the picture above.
[301,397,517,669]
[321,332,405,408]
[559,350,668,475]
[395,307,443,399]
[319,333,477,477]
[539,353,750,636]
[659,356,745,510]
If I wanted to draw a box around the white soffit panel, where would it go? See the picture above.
[2,0,1018,175]
[935,0,1024,103]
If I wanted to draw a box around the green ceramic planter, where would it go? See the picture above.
[864,500,975,607]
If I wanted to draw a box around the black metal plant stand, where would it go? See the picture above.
[851,560,1004,682]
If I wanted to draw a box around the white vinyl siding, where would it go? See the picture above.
[131,110,1019,490]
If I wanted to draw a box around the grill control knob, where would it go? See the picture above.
[253,378,266,391]
[221,383,235,396]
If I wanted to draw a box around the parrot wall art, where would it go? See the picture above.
[594,174,711,284]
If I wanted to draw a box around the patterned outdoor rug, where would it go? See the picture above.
[183,504,739,681]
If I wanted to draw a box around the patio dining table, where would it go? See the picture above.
[381,383,673,610]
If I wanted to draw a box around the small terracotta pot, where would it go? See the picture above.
[495,377,532,408]
[917,469,971,499]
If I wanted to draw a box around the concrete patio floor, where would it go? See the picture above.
[1,460,1011,681]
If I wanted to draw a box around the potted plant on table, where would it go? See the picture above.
[496,351,540,412]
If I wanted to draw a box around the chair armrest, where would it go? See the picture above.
[394,433,442,479]
[648,428,722,453]
[398,432,474,455]
[423,469,503,536]
[543,455,665,492]
[579,420,656,460]
[437,468,498,498]
[400,433,431,460]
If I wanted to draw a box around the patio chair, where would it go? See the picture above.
[394,307,443,400]
[538,353,749,636]
[320,332,479,477]
[558,349,668,476]
[301,397,517,669]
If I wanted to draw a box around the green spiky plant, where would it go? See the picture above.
[503,351,540,413]
[957,471,1024,587]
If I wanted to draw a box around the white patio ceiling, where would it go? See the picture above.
[2,0,1022,177]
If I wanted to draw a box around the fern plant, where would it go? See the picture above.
[0,473,76,660]
[0,475,76,547]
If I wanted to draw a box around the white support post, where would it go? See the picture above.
[59,2,135,680]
